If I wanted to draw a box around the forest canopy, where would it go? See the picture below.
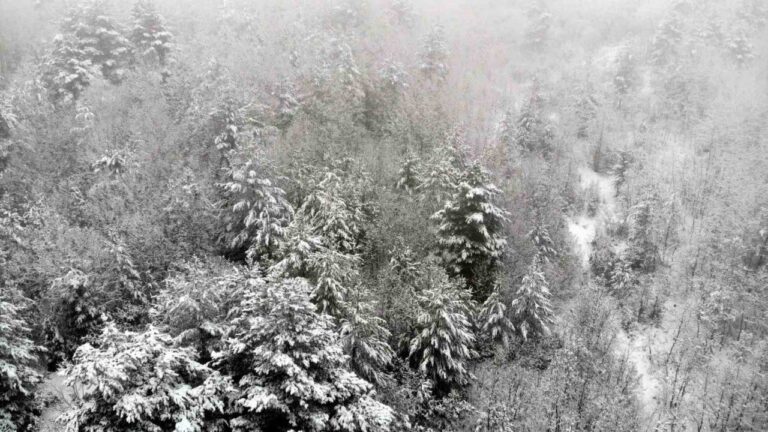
[0,0,767,431]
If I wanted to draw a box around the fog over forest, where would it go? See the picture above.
[1,0,767,431]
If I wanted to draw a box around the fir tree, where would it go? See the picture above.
[510,257,554,341]
[409,265,477,393]
[130,0,173,66]
[216,277,395,432]
[0,290,43,432]
[395,155,422,194]
[340,299,395,385]
[217,160,294,261]
[477,286,514,348]
[514,85,554,154]
[63,324,233,432]
[523,10,553,50]
[61,0,134,84]
[420,25,449,82]
[296,171,364,255]
[40,33,94,103]
[528,224,557,263]
[432,163,509,299]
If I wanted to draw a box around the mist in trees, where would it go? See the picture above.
[1,0,767,431]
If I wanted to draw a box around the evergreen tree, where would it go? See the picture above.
[130,0,173,66]
[0,290,42,432]
[409,265,476,393]
[40,33,94,103]
[514,86,554,154]
[420,25,449,82]
[63,324,233,432]
[296,171,364,255]
[528,224,557,263]
[432,163,509,299]
[510,257,554,341]
[216,277,395,432]
[340,299,395,385]
[217,160,294,261]
[60,0,134,84]
[625,200,658,271]
[477,286,514,348]
[395,155,422,194]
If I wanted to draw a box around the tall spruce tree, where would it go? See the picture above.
[217,160,294,261]
[0,291,43,432]
[409,265,477,394]
[432,163,509,299]
[216,277,394,432]
[510,256,554,341]
[130,0,173,66]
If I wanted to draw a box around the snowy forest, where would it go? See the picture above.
[0,0,767,431]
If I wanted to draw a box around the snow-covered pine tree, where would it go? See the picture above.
[217,160,294,261]
[306,246,360,316]
[418,142,465,205]
[60,0,134,84]
[432,162,509,299]
[270,215,361,317]
[340,299,395,385]
[625,200,658,271]
[420,25,449,82]
[477,286,514,348]
[510,256,554,341]
[63,324,233,432]
[395,155,422,194]
[514,85,554,154]
[153,257,252,361]
[0,290,42,432]
[409,265,477,393]
[528,224,557,263]
[40,33,94,103]
[296,171,364,255]
[130,0,173,66]
[216,277,395,432]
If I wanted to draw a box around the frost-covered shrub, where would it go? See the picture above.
[215,277,395,432]
[63,324,233,432]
